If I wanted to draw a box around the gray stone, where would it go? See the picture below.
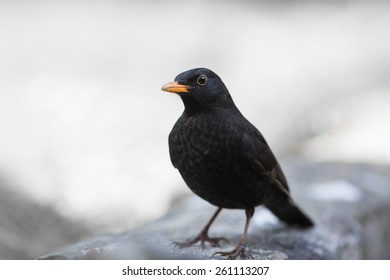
[0,178,92,260]
[39,162,390,260]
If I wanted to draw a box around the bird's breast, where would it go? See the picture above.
[168,113,262,208]
[169,113,238,169]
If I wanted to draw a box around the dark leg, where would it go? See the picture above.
[174,207,227,249]
[213,207,255,259]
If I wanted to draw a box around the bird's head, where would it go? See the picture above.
[161,68,236,114]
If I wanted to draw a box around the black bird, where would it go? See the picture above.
[162,68,313,259]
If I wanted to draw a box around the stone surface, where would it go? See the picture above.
[0,178,92,259]
[40,162,390,260]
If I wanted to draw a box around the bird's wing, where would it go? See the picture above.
[242,127,290,194]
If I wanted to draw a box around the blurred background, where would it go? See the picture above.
[0,0,389,259]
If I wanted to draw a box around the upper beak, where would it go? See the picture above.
[161,81,190,94]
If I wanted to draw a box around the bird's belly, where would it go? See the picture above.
[169,114,271,209]
[175,143,266,209]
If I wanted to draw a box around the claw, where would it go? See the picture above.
[212,208,255,259]
[172,208,228,250]
[213,242,253,260]
[173,235,228,250]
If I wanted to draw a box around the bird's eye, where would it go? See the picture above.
[197,74,208,86]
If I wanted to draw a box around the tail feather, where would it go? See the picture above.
[265,200,314,228]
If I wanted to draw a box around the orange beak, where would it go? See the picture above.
[161,81,190,94]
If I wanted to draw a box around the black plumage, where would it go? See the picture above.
[162,68,313,259]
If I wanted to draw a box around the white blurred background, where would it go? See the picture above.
[0,0,389,258]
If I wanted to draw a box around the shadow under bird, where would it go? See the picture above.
[162,68,314,259]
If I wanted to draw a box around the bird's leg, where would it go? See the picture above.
[174,207,228,249]
[213,207,255,260]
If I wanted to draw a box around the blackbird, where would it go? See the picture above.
[162,68,314,259]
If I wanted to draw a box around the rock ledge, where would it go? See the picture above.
[40,162,390,260]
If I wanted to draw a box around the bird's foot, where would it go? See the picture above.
[213,241,253,260]
[173,233,228,249]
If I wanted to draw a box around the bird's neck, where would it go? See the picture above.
[181,97,204,116]
[181,95,239,116]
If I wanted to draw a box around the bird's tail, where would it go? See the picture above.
[265,198,314,228]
